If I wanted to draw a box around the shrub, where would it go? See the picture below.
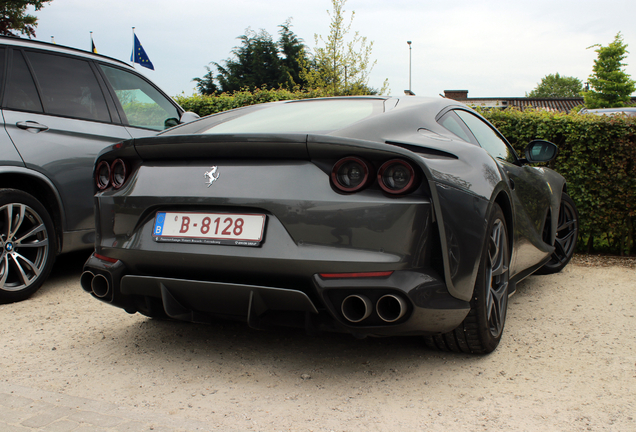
[481,108,636,255]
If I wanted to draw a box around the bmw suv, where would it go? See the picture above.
[0,36,198,302]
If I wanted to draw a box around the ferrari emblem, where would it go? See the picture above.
[204,166,220,187]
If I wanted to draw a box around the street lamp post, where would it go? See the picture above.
[408,41,412,92]
[405,41,414,95]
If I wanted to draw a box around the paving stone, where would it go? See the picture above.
[0,421,32,432]
[68,410,123,428]
[21,411,66,428]
[0,392,33,408]
[43,419,81,432]
[2,407,38,424]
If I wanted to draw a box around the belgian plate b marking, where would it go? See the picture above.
[204,166,220,187]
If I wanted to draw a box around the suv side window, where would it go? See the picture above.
[4,50,43,113]
[25,51,111,122]
[455,110,516,162]
[99,64,180,130]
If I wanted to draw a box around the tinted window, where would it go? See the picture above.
[439,111,475,143]
[4,50,43,113]
[455,110,515,162]
[26,51,110,122]
[99,65,179,130]
[201,99,382,134]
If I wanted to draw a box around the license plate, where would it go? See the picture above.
[153,212,266,247]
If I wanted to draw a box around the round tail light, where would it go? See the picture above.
[378,159,417,194]
[95,161,111,190]
[331,157,372,193]
[110,159,127,189]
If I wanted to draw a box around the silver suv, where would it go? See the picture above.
[0,36,198,302]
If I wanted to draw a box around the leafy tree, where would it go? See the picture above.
[583,32,636,108]
[192,65,218,95]
[301,0,388,95]
[278,19,308,88]
[526,73,583,98]
[213,29,282,93]
[194,22,310,94]
[0,0,51,38]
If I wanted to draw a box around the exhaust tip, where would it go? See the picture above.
[80,271,94,293]
[376,294,407,323]
[341,294,372,323]
[91,274,110,298]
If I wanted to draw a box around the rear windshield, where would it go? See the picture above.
[164,99,384,135]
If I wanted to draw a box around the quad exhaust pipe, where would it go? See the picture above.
[341,293,407,323]
[80,271,111,299]
[376,294,407,323]
[341,294,373,323]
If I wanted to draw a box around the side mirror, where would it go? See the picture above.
[523,140,558,164]
[179,111,200,124]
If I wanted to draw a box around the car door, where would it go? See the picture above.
[1,48,133,235]
[452,109,553,276]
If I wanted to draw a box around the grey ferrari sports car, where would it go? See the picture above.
[81,96,578,354]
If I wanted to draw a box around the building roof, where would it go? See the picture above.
[442,90,636,113]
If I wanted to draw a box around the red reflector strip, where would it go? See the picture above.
[319,271,394,279]
[94,253,118,263]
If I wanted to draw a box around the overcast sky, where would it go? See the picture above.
[30,0,636,98]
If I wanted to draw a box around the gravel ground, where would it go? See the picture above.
[1,251,635,431]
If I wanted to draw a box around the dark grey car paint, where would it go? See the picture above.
[84,97,566,336]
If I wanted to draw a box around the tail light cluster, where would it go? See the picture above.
[95,159,128,190]
[331,157,419,195]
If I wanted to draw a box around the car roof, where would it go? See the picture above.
[0,35,133,70]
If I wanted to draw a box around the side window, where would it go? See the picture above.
[455,110,516,162]
[438,111,477,144]
[26,51,111,122]
[99,65,180,130]
[4,50,43,113]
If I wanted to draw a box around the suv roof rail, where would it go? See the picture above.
[0,35,131,69]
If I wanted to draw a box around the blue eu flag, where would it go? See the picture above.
[131,34,154,70]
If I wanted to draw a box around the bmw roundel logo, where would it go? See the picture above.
[5,242,14,252]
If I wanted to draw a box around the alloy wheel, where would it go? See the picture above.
[0,203,50,292]
[485,219,509,338]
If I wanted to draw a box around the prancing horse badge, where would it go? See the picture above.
[204,166,220,187]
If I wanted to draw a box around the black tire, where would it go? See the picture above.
[0,189,57,303]
[424,204,510,354]
[535,193,578,275]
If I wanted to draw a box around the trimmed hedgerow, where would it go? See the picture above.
[173,87,331,118]
[480,108,636,256]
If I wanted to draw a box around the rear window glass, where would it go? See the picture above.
[26,51,110,122]
[197,99,382,134]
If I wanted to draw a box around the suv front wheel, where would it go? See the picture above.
[0,189,56,303]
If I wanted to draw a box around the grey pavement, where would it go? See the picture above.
[0,382,214,432]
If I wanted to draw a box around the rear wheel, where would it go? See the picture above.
[424,204,509,354]
[0,189,57,303]
[535,193,578,275]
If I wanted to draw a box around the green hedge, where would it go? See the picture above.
[480,108,636,255]
[174,91,636,255]
[174,88,331,117]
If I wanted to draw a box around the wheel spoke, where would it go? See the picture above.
[11,252,40,286]
[15,223,48,247]
[0,255,8,288]
[557,218,576,231]
[8,204,26,239]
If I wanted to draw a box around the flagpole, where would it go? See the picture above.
[131,27,135,68]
